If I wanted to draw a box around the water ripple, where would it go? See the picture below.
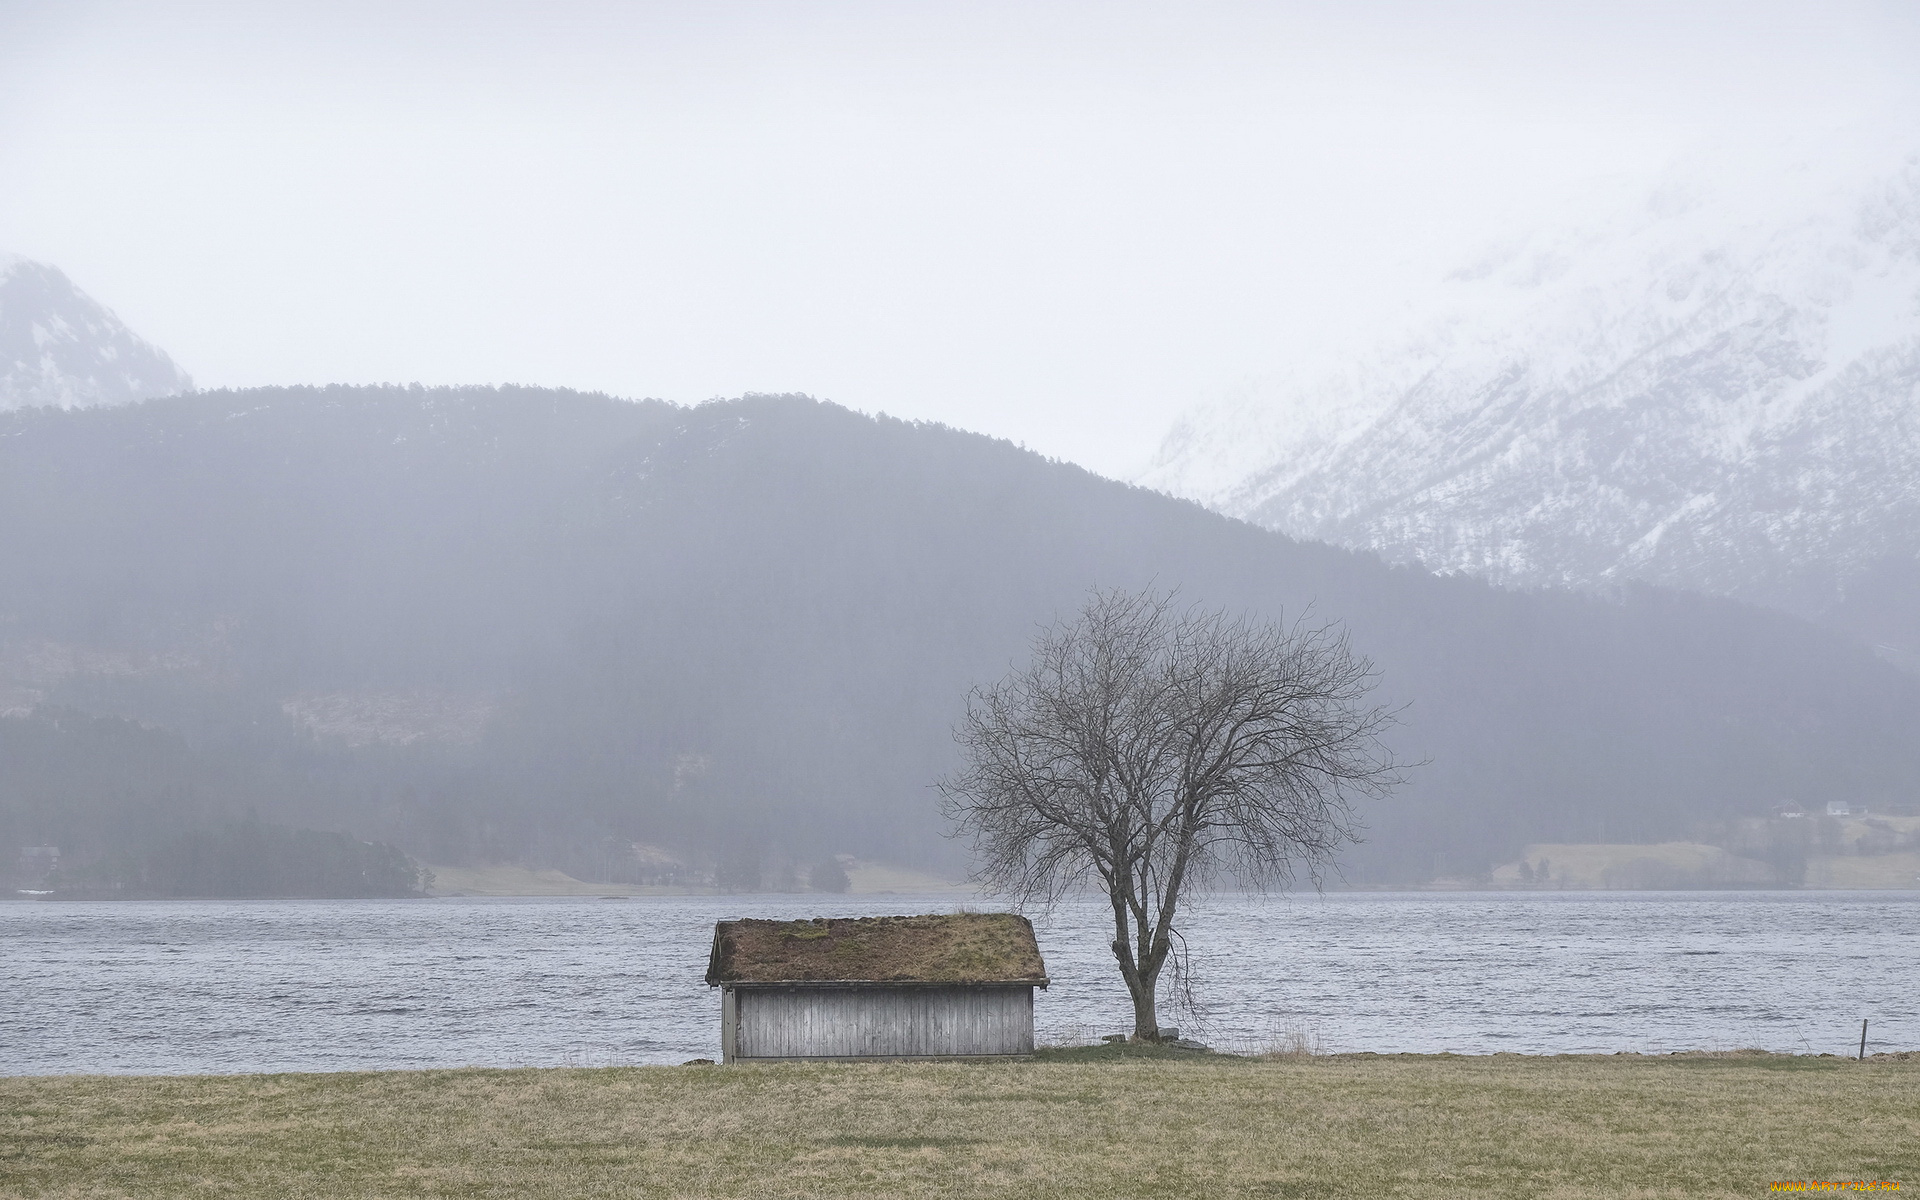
[1,890,1913,1074]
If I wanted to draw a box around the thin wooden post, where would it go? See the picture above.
[1858,1019,1868,1061]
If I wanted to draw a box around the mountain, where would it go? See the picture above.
[1141,147,1920,668]
[0,256,193,411]
[4,386,1917,890]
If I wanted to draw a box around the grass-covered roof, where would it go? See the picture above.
[705,913,1047,986]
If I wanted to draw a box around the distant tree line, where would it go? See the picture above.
[3,386,1918,886]
[50,816,429,899]
[1,709,428,898]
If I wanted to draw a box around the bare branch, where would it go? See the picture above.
[937,586,1404,1040]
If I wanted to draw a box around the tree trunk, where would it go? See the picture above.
[1129,978,1159,1041]
[1110,930,1163,1040]
[1111,937,1160,1039]
[1111,881,1158,1039]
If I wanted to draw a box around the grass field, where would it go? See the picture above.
[4,1048,1915,1199]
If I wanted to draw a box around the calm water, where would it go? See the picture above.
[2,891,1914,1075]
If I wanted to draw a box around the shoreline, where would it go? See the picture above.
[9,1046,1917,1082]
[11,884,1920,901]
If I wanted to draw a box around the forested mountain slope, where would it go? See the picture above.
[4,386,1916,887]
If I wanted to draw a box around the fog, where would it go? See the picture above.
[6,0,1920,898]
[7,0,1920,1113]
[5,386,1919,897]
[3,0,1915,474]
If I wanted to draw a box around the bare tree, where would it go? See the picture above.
[940,588,1402,1041]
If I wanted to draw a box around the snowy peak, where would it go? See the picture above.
[0,256,192,411]
[1141,143,1920,659]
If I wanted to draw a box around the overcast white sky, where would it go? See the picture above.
[3,0,1916,475]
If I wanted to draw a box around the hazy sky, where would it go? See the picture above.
[3,1,1916,475]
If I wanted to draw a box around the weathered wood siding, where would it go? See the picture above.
[728,985,1034,1060]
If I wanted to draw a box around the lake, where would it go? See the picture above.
[2,891,1914,1075]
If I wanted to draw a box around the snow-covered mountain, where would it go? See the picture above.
[1142,145,1920,666]
[0,256,192,411]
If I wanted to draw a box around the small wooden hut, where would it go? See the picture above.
[704,913,1048,1062]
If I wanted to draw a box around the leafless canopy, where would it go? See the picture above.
[940,587,1401,1039]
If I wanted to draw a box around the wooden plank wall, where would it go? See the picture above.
[732,985,1034,1059]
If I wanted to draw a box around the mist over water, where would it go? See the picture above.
[3,8,1918,1123]
[4,892,1913,1075]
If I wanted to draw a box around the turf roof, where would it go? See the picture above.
[705,913,1048,986]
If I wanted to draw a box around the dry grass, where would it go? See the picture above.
[1804,853,1920,888]
[3,1052,1916,1199]
[423,864,663,896]
[839,860,978,896]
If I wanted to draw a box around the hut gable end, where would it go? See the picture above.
[705,913,1047,987]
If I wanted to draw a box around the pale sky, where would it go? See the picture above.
[3,0,1916,476]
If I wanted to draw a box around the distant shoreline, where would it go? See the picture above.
[10,883,1920,901]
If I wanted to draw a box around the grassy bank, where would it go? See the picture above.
[4,1051,1915,1199]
